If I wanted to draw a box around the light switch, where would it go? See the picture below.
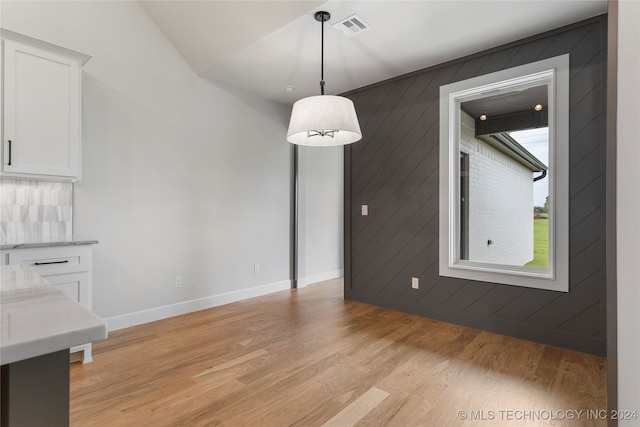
[411,277,419,289]
[362,205,368,216]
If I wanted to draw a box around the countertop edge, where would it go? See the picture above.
[1,265,107,365]
[0,240,99,250]
[1,323,107,366]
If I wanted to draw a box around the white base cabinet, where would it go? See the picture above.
[1,244,96,363]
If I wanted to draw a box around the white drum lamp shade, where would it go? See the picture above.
[287,11,363,147]
[287,95,362,146]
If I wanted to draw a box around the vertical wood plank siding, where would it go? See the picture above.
[344,16,607,356]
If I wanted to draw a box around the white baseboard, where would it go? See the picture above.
[297,269,343,288]
[105,280,291,332]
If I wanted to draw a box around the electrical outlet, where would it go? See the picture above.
[254,264,260,274]
[411,277,419,289]
[175,276,183,288]
[361,205,369,216]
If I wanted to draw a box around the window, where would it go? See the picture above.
[439,55,569,292]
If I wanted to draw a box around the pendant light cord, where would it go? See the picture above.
[320,13,325,95]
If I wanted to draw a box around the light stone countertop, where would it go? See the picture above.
[1,239,99,250]
[0,264,107,365]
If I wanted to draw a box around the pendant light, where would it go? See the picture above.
[287,11,362,146]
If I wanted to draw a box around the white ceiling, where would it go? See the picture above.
[140,0,607,106]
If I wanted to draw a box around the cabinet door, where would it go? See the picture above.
[44,271,93,362]
[2,39,81,179]
[42,272,90,308]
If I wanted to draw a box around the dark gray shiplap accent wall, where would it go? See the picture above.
[343,16,607,356]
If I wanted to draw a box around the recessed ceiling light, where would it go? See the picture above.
[480,114,487,121]
[285,85,295,93]
[535,104,543,111]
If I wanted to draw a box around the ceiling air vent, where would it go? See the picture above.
[332,14,371,37]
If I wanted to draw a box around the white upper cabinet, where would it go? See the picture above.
[1,32,90,181]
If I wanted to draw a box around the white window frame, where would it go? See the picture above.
[438,54,569,292]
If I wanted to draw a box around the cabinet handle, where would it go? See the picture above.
[34,260,69,266]
[7,140,11,166]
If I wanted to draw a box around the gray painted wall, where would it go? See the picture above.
[344,16,607,356]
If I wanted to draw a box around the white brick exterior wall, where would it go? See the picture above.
[460,112,534,266]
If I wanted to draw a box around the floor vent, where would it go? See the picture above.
[332,14,371,37]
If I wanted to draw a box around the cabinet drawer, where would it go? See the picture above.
[6,245,92,276]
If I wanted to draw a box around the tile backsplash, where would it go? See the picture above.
[0,179,73,243]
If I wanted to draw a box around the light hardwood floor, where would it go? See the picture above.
[70,279,606,426]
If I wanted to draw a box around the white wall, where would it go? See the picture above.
[1,1,293,328]
[297,145,344,287]
[616,0,640,422]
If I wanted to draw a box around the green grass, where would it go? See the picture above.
[526,218,549,268]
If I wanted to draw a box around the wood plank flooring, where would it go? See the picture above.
[70,279,606,426]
